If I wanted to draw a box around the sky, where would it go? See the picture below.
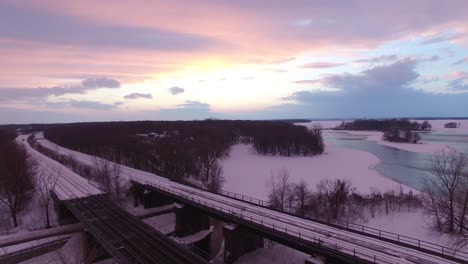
[0,0,467,124]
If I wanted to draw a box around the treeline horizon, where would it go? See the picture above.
[335,119,432,132]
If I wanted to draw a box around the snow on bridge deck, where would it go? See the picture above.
[34,134,468,264]
[17,135,102,201]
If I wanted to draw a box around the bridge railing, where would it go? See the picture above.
[131,177,468,263]
[189,181,468,261]
[132,177,400,264]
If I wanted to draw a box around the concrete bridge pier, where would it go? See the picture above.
[54,201,78,226]
[174,203,211,237]
[223,224,263,263]
[81,231,111,264]
[132,184,174,208]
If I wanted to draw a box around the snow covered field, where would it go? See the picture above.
[221,143,413,201]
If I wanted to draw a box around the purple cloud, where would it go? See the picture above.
[46,100,116,110]
[169,87,185,95]
[0,2,216,51]
[124,93,153,99]
[82,77,120,89]
[279,59,468,118]
[453,57,468,65]
[322,59,420,91]
[0,77,121,102]
[354,55,398,63]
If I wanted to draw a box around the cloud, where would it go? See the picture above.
[278,59,468,118]
[450,77,468,91]
[420,32,462,45]
[0,107,82,124]
[292,79,321,84]
[82,77,120,88]
[283,90,321,101]
[169,87,185,95]
[124,93,153,99]
[147,100,212,120]
[46,100,116,110]
[0,2,216,51]
[354,55,398,63]
[321,59,420,91]
[300,62,345,68]
[262,68,288,73]
[177,100,210,109]
[0,77,121,102]
[453,57,468,65]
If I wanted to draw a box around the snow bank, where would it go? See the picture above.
[143,213,176,235]
[235,242,309,264]
[175,227,212,244]
[221,144,412,201]
[366,209,465,250]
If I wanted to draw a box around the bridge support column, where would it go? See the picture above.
[174,204,210,237]
[223,224,263,263]
[132,183,173,208]
[81,231,111,264]
[55,202,78,226]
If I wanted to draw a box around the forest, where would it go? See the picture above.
[43,120,324,184]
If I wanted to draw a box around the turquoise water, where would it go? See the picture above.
[324,131,468,191]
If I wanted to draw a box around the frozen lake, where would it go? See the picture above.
[324,131,468,191]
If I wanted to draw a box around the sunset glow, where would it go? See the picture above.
[1,0,467,123]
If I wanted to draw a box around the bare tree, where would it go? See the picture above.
[423,149,468,234]
[206,160,224,193]
[0,142,36,227]
[294,180,311,217]
[316,179,354,222]
[93,157,112,194]
[36,170,58,228]
[112,163,122,197]
[267,168,291,211]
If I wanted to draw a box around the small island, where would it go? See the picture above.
[336,119,431,144]
[444,122,460,128]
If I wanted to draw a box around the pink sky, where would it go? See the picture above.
[0,1,467,123]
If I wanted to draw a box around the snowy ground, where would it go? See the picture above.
[143,213,176,235]
[31,133,467,263]
[221,143,414,201]
[235,241,310,264]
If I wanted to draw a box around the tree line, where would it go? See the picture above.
[336,119,431,144]
[0,130,35,228]
[267,169,420,223]
[336,119,431,131]
[43,120,323,191]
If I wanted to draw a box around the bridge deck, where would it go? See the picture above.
[64,195,208,264]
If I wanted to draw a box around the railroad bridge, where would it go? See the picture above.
[8,134,468,264]
[53,193,208,264]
